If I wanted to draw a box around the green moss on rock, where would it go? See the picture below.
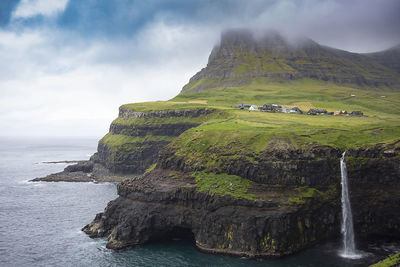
[193,171,256,200]
[370,252,400,267]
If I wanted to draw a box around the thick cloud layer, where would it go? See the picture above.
[0,0,399,136]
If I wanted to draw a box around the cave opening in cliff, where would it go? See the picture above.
[153,227,196,245]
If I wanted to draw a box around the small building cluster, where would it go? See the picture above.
[333,110,363,116]
[236,103,364,116]
[236,103,303,114]
[306,109,332,115]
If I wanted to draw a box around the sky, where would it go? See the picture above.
[0,0,399,137]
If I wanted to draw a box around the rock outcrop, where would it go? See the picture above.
[94,107,214,174]
[82,169,340,257]
[33,107,215,182]
[159,145,342,185]
[83,143,400,257]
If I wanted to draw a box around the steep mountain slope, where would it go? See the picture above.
[182,29,400,93]
[365,44,400,74]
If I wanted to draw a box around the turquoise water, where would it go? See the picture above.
[0,137,398,266]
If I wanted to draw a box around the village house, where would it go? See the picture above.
[236,103,358,117]
[236,104,252,109]
[350,111,363,116]
[282,107,303,114]
[249,105,259,111]
[259,104,282,112]
[291,107,303,114]
[334,110,348,116]
[307,109,328,115]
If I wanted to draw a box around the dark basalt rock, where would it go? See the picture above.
[96,140,169,174]
[82,170,340,257]
[118,107,214,119]
[110,123,199,137]
[64,160,93,173]
[94,108,215,175]
[83,143,400,257]
[158,145,342,186]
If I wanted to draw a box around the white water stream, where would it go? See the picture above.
[340,152,363,259]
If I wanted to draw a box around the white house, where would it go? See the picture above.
[249,105,258,111]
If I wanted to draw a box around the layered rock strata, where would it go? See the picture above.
[33,107,214,182]
[95,107,213,174]
[159,145,342,185]
[83,169,340,257]
[83,143,400,257]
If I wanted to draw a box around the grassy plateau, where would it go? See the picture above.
[104,77,399,199]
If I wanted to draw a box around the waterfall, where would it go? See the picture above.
[339,152,362,259]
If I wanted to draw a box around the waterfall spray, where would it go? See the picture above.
[340,151,362,259]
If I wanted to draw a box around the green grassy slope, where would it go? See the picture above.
[121,78,399,153]
[170,81,398,154]
[181,30,400,93]
[110,77,400,200]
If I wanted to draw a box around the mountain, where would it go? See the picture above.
[365,44,400,74]
[181,29,400,93]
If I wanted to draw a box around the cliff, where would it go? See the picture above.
[92,107,214,174]
[83,143,400,257]
[36,29,400,257]
[33,104,215,182]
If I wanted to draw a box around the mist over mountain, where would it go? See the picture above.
[365,44,400,74]
[182,29,400,93]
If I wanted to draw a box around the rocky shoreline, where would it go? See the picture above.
[82,168,340,257]
[80,142,400,258]
[32,105,400,257]
[31,159,133,183]
[31,104,400,258]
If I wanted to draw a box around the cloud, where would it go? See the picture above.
[12,0,69,19]
[0,19,215,137]
[1,0,399,137]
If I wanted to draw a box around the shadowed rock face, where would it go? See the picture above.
[95,141,169,174]
[93,108,214,174]
[181,29,400,93]
[159,145,342,186]
[83,143,400,257]
[82,169,341,257]
[118,107,213,119]
[110,123,199,137]
[365,44,400,74]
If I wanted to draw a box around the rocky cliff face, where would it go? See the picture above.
[32,106,215,182]
[83,142,400,257]
[83,169,340,257]
[181,29,400,93]
[159,145,342,186]
[90,107,214,174]
[365,44,400,74]
[346,144,400,238]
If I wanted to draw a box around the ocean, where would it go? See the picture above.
[0,137,398,267]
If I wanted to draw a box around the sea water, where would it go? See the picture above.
[0,137,398,267]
